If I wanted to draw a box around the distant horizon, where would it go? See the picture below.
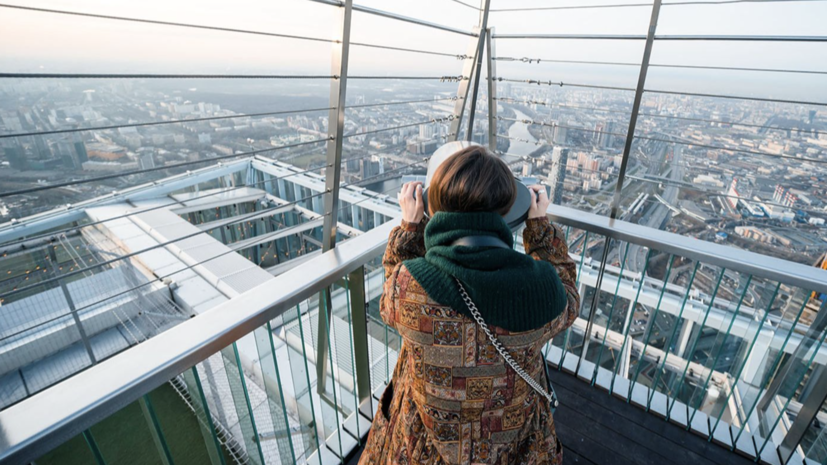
[1,0,825,103]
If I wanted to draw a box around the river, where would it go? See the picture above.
[504,109,539,163]
[363,112,538,194]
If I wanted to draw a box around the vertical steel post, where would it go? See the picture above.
[317,0,353,396]
[321,0,353,252]
[449,27,483,142]
[465,0,492,142]
[486,27,498,151]
[609,0,661,220]
[575,0,661,379]
[348,266,374,419]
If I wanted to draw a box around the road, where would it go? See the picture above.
[627,142,682,273]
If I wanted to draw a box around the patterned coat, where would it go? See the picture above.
[359,217,580,465]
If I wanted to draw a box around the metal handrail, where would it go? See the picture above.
[0,219,395,465]
[3,201,827,463]
[547,205,827,296]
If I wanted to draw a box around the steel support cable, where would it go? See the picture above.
[497,115,630,138]
[348,75,468,81]
[638,113,827,137]
[489,0,826,12]
[0,1,468,58]
[1,98,457,140]
[345,96,459,109]
[498,125,827,164]
[0,107,335,140]
[0,73,334,79]
[0,137,332,198]
[0,3,336,43]
[644,88,827,107]
[0,154,376,252]
[492,33,826,42]
[634,134,827,163]
[494,97,827,136]
[626,175,827,216]
[495,77,636,92]
[343,116,454,138]
[494,57,638,66]
[448,0,482,10]
[493,34,646,40]
[494,97,633,115]
[349,41,467,59]
[493,57,827,75]
[304,0,478,36]
[650,63,827,75]
[0,157,428,300]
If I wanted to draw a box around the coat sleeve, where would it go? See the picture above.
[379,218,428,329]
[522,217,581,337]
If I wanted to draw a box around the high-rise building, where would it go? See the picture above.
[72,135,89,165]
[3,145,27,170]
[549,147,569,205]
[33,136,51,160]
[552,125,568,145]
[521,161,533,177]
[599,121,616,149]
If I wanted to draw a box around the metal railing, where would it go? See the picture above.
[2,0,827,464]
[2,204,827,464]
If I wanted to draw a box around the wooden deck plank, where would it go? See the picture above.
[549,369,756,465]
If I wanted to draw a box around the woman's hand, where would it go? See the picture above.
[398,181,425,224]
[527,184,551,219]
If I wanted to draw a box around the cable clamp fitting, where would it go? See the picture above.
[439,75,464,83]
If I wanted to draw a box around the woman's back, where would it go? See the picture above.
[359,215,580,465]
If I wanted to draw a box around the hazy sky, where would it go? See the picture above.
[1,0,825,102]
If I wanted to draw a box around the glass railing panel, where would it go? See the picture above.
[546,226,593,368]
[715,286,815,443]
[219,343,267,465]
[280,303,322,461]
[252,325,297,465]
[315,291,346,458]
[625,251,677,399]
[564,231,611,365]
[644,261,713,411]
[669,273,767,424]
[754,300,827,456]
[338,276,363,441]
[365,256,395,393]
[582,241,639,385]
[801,396,827,464]
[181,367,228,465]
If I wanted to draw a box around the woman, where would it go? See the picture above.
[359,146,580,465]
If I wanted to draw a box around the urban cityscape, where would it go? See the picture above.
[1,1,827,465]
[2,78,825,265]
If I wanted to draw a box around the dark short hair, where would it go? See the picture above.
[428,145,517,216]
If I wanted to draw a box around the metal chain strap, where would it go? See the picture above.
[455,278,558,408]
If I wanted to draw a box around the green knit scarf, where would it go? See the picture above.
[404,211,567,333]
